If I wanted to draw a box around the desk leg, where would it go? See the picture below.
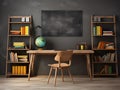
[86,54,92,80]
[28,53,35,81]
[31,54,35,74]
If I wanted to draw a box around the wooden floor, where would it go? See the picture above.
[0,75,120,90]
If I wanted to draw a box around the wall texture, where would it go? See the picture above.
[0,0,120,75]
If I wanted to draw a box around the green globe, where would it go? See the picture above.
[35,37,46,48]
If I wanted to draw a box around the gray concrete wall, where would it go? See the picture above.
[0,0,120,75]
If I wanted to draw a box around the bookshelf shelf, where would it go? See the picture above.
[91,15,118,77]
[7,61,29,63]
[6,16,32,77]
[9,22,31,24]
[8,48,30,50]
[93,74,117,76]
[7,74,29,76]
[9,35,31,37]
[92,35,116,37]
[92,62,117,64]
[93,48,116,51]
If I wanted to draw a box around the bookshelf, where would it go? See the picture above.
[91,15,118,77]
[6,16,32,77]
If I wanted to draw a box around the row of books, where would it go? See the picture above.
[93,26,102,36]
[12,66,27,75]
[93,26,113,36]
[99,65,112,74]
[97,41,114,50]
[10,52,28,62]
[20,26,29,35]
[94,53,115,62]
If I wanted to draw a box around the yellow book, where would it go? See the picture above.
[25,26,29,35]
[23,66,26,75]
[18,55,28,59]
[13,42,25,46]
[17,66,21,75]
[20,66,24,75]
[96,26,102,36]
[14,66,18,75]
[20,26,25,35]
[12,66,15,74]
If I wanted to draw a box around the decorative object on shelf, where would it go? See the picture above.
[76,42,87,50]
[21,17,25,22]
[26,17,30,22]
[34,25,46,49]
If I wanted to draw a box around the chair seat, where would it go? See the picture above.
[49,63,70,68]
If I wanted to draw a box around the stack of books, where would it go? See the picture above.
[97,41,114,50]
[103,31,113,36]
[93,26,102,36]
[18,55,28,62]
[20,26,29,35]
[13,42,25,49]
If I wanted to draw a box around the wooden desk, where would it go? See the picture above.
[27,50,94,81]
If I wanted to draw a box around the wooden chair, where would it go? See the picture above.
[47,50,74,86]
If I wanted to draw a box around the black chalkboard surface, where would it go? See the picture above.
[41,10,83,36]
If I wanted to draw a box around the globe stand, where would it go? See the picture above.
[37,47,44,50]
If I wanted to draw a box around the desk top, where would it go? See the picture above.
[27,50,94,54]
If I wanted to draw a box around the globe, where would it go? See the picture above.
[35,36,46,48]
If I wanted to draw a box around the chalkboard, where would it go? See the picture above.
[41,10,83,36]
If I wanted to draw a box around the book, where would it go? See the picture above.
[110,53,115,62]
[14,66,18,74]
[20,26,25,35]
[108,66,112,74]
[23,66,26,74]
[104,65,109,74]
[96,26,102,36]
[19,59,28,62]
[103,31,113,36]
[12,66,15,74]
[17,66,21,75]
[13,42,25,46]
[25,26,29,35]
[10,52,15,62]
[17,55,28,59]
[14,53,18,62]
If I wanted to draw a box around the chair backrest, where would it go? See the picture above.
[54,50,73,63]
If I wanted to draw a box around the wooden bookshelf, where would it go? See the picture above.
[91,15,118,77]
[6,16,32,77]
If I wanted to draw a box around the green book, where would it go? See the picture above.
[108,66,112,74]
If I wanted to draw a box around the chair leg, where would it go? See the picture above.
[47,67,53,84]
[67,68,74,83]
[61,68,64,82]
[54,68,58,86]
